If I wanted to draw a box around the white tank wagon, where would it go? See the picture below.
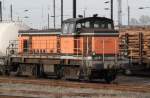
[0,22,30,56]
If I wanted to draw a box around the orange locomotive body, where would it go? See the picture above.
[19,35,118,55]
[7,16,119,83]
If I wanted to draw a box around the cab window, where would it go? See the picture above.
[62,23,69,34]
[94,22,99,28]
[62,23,75,34]
[76,23,82,33]
[100,23,105,28]
[85,21,90,28]
[68,23,74,33]
[108,23,112,29]
[76,23,81,29]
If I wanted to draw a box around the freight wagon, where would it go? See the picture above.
[2,16,119,83]
[119,26,150,75]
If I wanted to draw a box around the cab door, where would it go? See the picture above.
[83,36,92,56]
[23,39,28,53]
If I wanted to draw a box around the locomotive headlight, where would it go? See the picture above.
[0,60,4,65]
[92,51,96,56]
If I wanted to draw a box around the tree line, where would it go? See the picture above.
[130,15,150,25]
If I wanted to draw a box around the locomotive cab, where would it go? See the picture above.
[61,16,119,82]
[62,16,114,35]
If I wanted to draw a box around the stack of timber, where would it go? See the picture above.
[119,26,150,64]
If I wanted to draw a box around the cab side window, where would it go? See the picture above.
[108,23,112,29]
[62,23,69,34]
[85,21,90,28]
[76,23,82,29]
[94,22,99,28]
[68,23,74,33]
[62,23,75,34]
[76,23,82,33]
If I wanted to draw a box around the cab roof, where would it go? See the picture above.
[63,17,113,23]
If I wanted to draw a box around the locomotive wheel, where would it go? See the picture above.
[15,65,22,76]
[5,70,10,76]
[104,70,117,83]
[61,66,80,80]
[124,69,132,75]
[0,66,5,75]
[78,68,92,82]
[32,65,43,78]
[56,67,63,79]
[9,64,22,76]
[32,65,40,78]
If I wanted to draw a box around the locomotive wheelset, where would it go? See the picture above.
[2,16,120,83]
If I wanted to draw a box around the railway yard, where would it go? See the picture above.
[1,0,150,98]
[1,14,150,98]
[0,75,149,98]
[1,26,150,98]
[1,16,150,98]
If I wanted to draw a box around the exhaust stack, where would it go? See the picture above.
[73,0,76,18]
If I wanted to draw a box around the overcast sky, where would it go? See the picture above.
[2,0,150,28]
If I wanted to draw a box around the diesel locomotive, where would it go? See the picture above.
[3,16,119,83]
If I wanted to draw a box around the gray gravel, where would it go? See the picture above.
[0,76,150,98]
[0,82,149,98]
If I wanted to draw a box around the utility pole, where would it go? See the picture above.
[61,0,63,27]
[111,0,113,20]
[83,9,86,18]
[53,0,56,29]
[0,1,2,22]
[10,4,13,21]
[73,0,76,18]
[104,0,113,20]
[48,13,50,29]
[118,0,122,27]
[128,6,130,25]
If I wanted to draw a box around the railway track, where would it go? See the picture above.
[0,95,32,98]
[0,89,100,98]
[0,76,149,93]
